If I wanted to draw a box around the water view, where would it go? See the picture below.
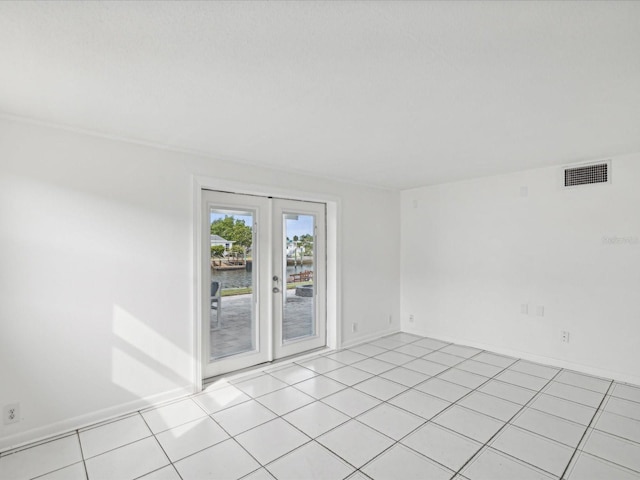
[212,264,315,289]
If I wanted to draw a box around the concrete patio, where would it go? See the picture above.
[210,289,314,360]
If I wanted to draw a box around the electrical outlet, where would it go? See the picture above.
[561,331,570,343]
[521,304,528,314]
[388,315,393,325]
[352,322,358,333]
[3,403,20,425]
[536,306,545,317]
[409,314,414,323]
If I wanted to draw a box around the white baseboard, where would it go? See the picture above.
[403,327,640,386]
[340,326,401,349]
[2,327,404,454]
[0,386,194,453]
[11,325,634,455]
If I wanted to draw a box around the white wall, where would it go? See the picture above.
[401,155,640,385]
[0,117,400,450]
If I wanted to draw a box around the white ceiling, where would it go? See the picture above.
[1,1,639,189]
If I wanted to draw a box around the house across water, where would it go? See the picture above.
[210,234,233,250]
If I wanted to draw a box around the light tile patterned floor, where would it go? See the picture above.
[2,333,640,480]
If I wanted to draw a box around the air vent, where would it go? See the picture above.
[564,163,609,187]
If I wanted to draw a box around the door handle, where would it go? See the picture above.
[273,287,280,293]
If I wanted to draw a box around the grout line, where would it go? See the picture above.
[571,443,640,476]
[590,408,640,444]
[5,334,640,480]
[463,446,557,479]
[138,412,177,479]
[172,345,636,480]
[0,430,79,458]
[566,451,640,478]
[171,463,185,480]
[589,394,640,421]
[258,387,370,475]
[558,379,615,480]
[75,430,90,480]
[450,363,564,477]
[270,438,357,475]
[231,433,289,473]
[236,466,265,480]
[29,459,87,480]
[539,384,610,409]
[131,463,183,480]
[78,429,167,460]
[70,411,141,436]
[505,413,587,449]
[177,404,271,473]
[249,355,418,474]
[68,415,155,462]
[155,421,234,473]
[353,468,374,479]
[205,377,342,472]
[552,379,614,396]
[290,347,517,477]
[526,398,597,427]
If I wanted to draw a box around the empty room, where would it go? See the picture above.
[1,1,639,479]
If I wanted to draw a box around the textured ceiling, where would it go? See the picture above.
[1,1,639,189]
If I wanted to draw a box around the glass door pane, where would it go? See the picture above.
[283,213,316,342]
[209,207,255,360]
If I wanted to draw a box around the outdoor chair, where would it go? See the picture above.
[211,281,221,328]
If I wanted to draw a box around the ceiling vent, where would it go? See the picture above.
[564,162,609,187]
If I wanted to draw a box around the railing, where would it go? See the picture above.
[289,270,313,282]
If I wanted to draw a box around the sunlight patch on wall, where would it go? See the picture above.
[112,305,191,399]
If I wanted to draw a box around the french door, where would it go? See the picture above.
[201,190,326,378]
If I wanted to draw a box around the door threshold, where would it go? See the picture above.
[203,346,331,388]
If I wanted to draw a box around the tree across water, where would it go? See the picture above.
[211,216,252,248]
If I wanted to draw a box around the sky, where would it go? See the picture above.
[210,211,314,241]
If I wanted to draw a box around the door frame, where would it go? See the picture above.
[192,175,341,389]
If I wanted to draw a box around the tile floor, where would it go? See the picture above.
[2,333,640,480]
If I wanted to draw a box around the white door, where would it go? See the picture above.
[272,198,326,359]
[202,190,326,378]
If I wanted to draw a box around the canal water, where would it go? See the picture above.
[212,264,314,289]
